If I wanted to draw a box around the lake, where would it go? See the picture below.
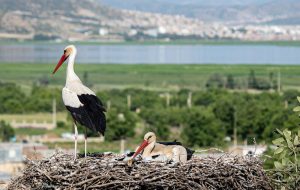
[0,43,299,64]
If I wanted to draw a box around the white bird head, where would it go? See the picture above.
[52,45,77,74]
[131,132,156,159]
[143,132,156,144]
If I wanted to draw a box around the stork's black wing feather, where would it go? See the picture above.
[66,94,106,135]
[78,94,106,134]
[185,148,195,160]
[157,140,182,146]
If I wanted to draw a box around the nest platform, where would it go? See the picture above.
[8,152,272,190]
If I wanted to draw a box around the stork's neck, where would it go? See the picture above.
[142,141,156,157]
[66,50,81,86]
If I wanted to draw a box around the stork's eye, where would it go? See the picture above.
[64,50,66,54]
[147,136,152,140]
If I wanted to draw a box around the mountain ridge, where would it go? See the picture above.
[0,0,211,41]
[0,0,123,39]
[1,0,299,41]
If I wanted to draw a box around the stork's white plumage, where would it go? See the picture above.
[130,132,189,164]
[52,45,106,159]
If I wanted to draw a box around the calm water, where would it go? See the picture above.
[0,44,299,64]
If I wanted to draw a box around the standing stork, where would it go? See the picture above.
[52,45,106,159]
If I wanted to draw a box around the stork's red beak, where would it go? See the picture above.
[52,54,68,74]
[132,140,149,159]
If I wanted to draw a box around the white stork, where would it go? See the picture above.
[129,132,190,164]
[52,45,106,159]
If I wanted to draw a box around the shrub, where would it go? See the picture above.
[269,96,300,188]
[0,120,15,142]
[271,129,300,189]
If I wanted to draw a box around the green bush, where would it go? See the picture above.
[181,108,225,147]
[105,108,137,141]
[0,120,15,142]
[140,108,170,140]
[271,129,300,189]
[269,96,300,189]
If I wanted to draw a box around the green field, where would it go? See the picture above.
[1,63,300,91]
[0,112,67,123]
[45,140,140,153]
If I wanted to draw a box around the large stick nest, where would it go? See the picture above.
[8,152,272,190]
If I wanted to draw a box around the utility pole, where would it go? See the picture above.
[106,100,111,110]
[166,93,170,107]
[127,94,131,110]
[284,100,288,109]
[245,78,248,91]
[277,69,281,93]
[187,92,192,108]
[233,107,237,148]
[52,98,57,128]
[120,138,125,154]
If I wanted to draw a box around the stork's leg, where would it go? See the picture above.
[84,127,87,157]
[74,123,78,160]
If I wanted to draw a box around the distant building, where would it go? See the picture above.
[0,143,23,164]
[0,142,56,185]
[0,143,24,186]
[10,120,56,130]
[99,28,109,36]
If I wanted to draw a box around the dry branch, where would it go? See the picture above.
[8,152,273,190]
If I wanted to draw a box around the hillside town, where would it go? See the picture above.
[101,10,300,41]
[1,7,300,42]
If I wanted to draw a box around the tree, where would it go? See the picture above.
[144,123,170,141]
[226,74,235,89]
[283,90,299,107]
[37,75,50,86]
[236,92,282,143]
[248,70,257,89]
[181,108,225,147]
[0,120,15,142]
[213,99,235,137]
[193,90,220,106]
[26,86,63,112]
[124,89,163,110]
[206,73,224,89]
[255,78,271,90]
[269,71,274,89]
[83,71,93,87]
[105,108,137,141]
[0,83,26,113]
[97,89,127,110]
[165,107,185,127]
[172,89,190,107]
[140,108,170,140]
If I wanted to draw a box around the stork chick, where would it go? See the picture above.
[129,132,187,165]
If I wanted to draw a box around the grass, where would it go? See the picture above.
[45,140,139,153]
[1,63,300,91]
[0,112,69,136]
[0,112,67,123]
[14,128,48,136]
